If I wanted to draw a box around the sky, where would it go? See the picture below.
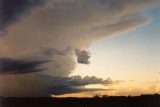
[73,6,160,81]
[0,0,160,97]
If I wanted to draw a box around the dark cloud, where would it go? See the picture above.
[49,75,113,87]
[0,0,43,31]
[49,86,107,95]
[0,57,50,74]
[75,49,90,64]
[40,75,114,95]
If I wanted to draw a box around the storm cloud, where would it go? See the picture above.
[75,49,90,64]
[0,0,43,31]
[41,75,114,95]
[0,0,158,96]
[0,57,50,74]
[0,75,114,96]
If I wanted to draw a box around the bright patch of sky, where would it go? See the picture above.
[72,7,160,82]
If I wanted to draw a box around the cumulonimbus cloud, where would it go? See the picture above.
[0,0,158,96]
[0,0,43,31]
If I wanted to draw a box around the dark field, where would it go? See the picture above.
[0,94,160,107]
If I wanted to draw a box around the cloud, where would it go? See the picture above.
[0,74,115,97]
[49,87,106,95]
[45,75,114,95]
[0,0,158,96]
[41,47,71,58]
[75,49,90,64]
[0,0,157,55]
[48,75,113,87]
[0,0,43,31]
[0,57,50,74]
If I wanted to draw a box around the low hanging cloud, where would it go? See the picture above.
[75,49,90,64]
[0,75,114,96]
[48,75,113,87]
[41,75,114,95]
[0,0,159,96]
[0,57,50,74]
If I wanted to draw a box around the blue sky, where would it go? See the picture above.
[73,6,160,81]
